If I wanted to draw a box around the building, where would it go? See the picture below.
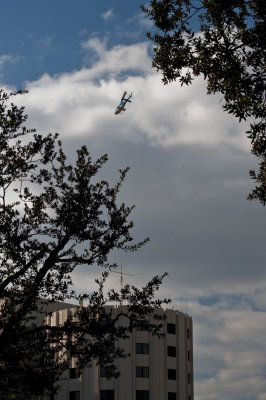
[46,304,193,400]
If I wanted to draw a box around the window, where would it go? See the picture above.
[188,350,190,361]
[69,368,80,379]
[100,390,114,400]
[70,344,82,357]
[168,393,176,400]
[168,369,176,380]
[135,320,149,331]
[187,328,190,339]
[136,343,149,354]
[100,366,115,378]
[70,321,81,328]
[101,342,115,354]
[101,318,114,329]
[136,390,149,400]
[136,366,149,378]
[69,392,80,400]
[188,372,191,383]
[167,323,176,334]
[167,346,176,357]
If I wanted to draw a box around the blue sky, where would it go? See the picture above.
[1,1,266,400]
[0,0,148,87]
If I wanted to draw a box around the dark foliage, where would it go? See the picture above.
[0,90,169,399]
[141,0,266,203]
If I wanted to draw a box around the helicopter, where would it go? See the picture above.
[115,91,133,115]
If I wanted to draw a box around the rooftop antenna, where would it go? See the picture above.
[89,256,135,304]
[120,263,123,292]
[118,255,134,304]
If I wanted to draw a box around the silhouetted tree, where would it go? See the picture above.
[0,90,169,399]
[141,0,266,203]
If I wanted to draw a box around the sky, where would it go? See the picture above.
[1,1,266,399]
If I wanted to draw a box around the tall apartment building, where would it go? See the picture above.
[46,304,193,400]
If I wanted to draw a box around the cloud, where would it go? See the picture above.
[126,9,155,30]
[101,9,116,21]
[0,55,12,67]
[190,300,266,400]
[19,39,250,153]
[10,38,266,400]
[0,54,19,68]
[81,38,152,77]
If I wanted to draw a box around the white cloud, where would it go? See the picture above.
[19,39,249,154]
[126,9,154,30]
[0,54,19,68]
[0,55,12,67]
[81,38,152,77]
[101,9,115,21]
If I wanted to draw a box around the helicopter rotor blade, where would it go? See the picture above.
[121,91,127,101]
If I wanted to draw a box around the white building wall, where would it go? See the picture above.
[48,305,193,400]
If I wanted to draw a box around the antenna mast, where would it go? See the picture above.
[119,256,134,304]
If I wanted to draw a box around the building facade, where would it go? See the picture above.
[46,305,193,400]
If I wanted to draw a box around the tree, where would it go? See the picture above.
[141,0,266,203]
[0,90,169,399]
